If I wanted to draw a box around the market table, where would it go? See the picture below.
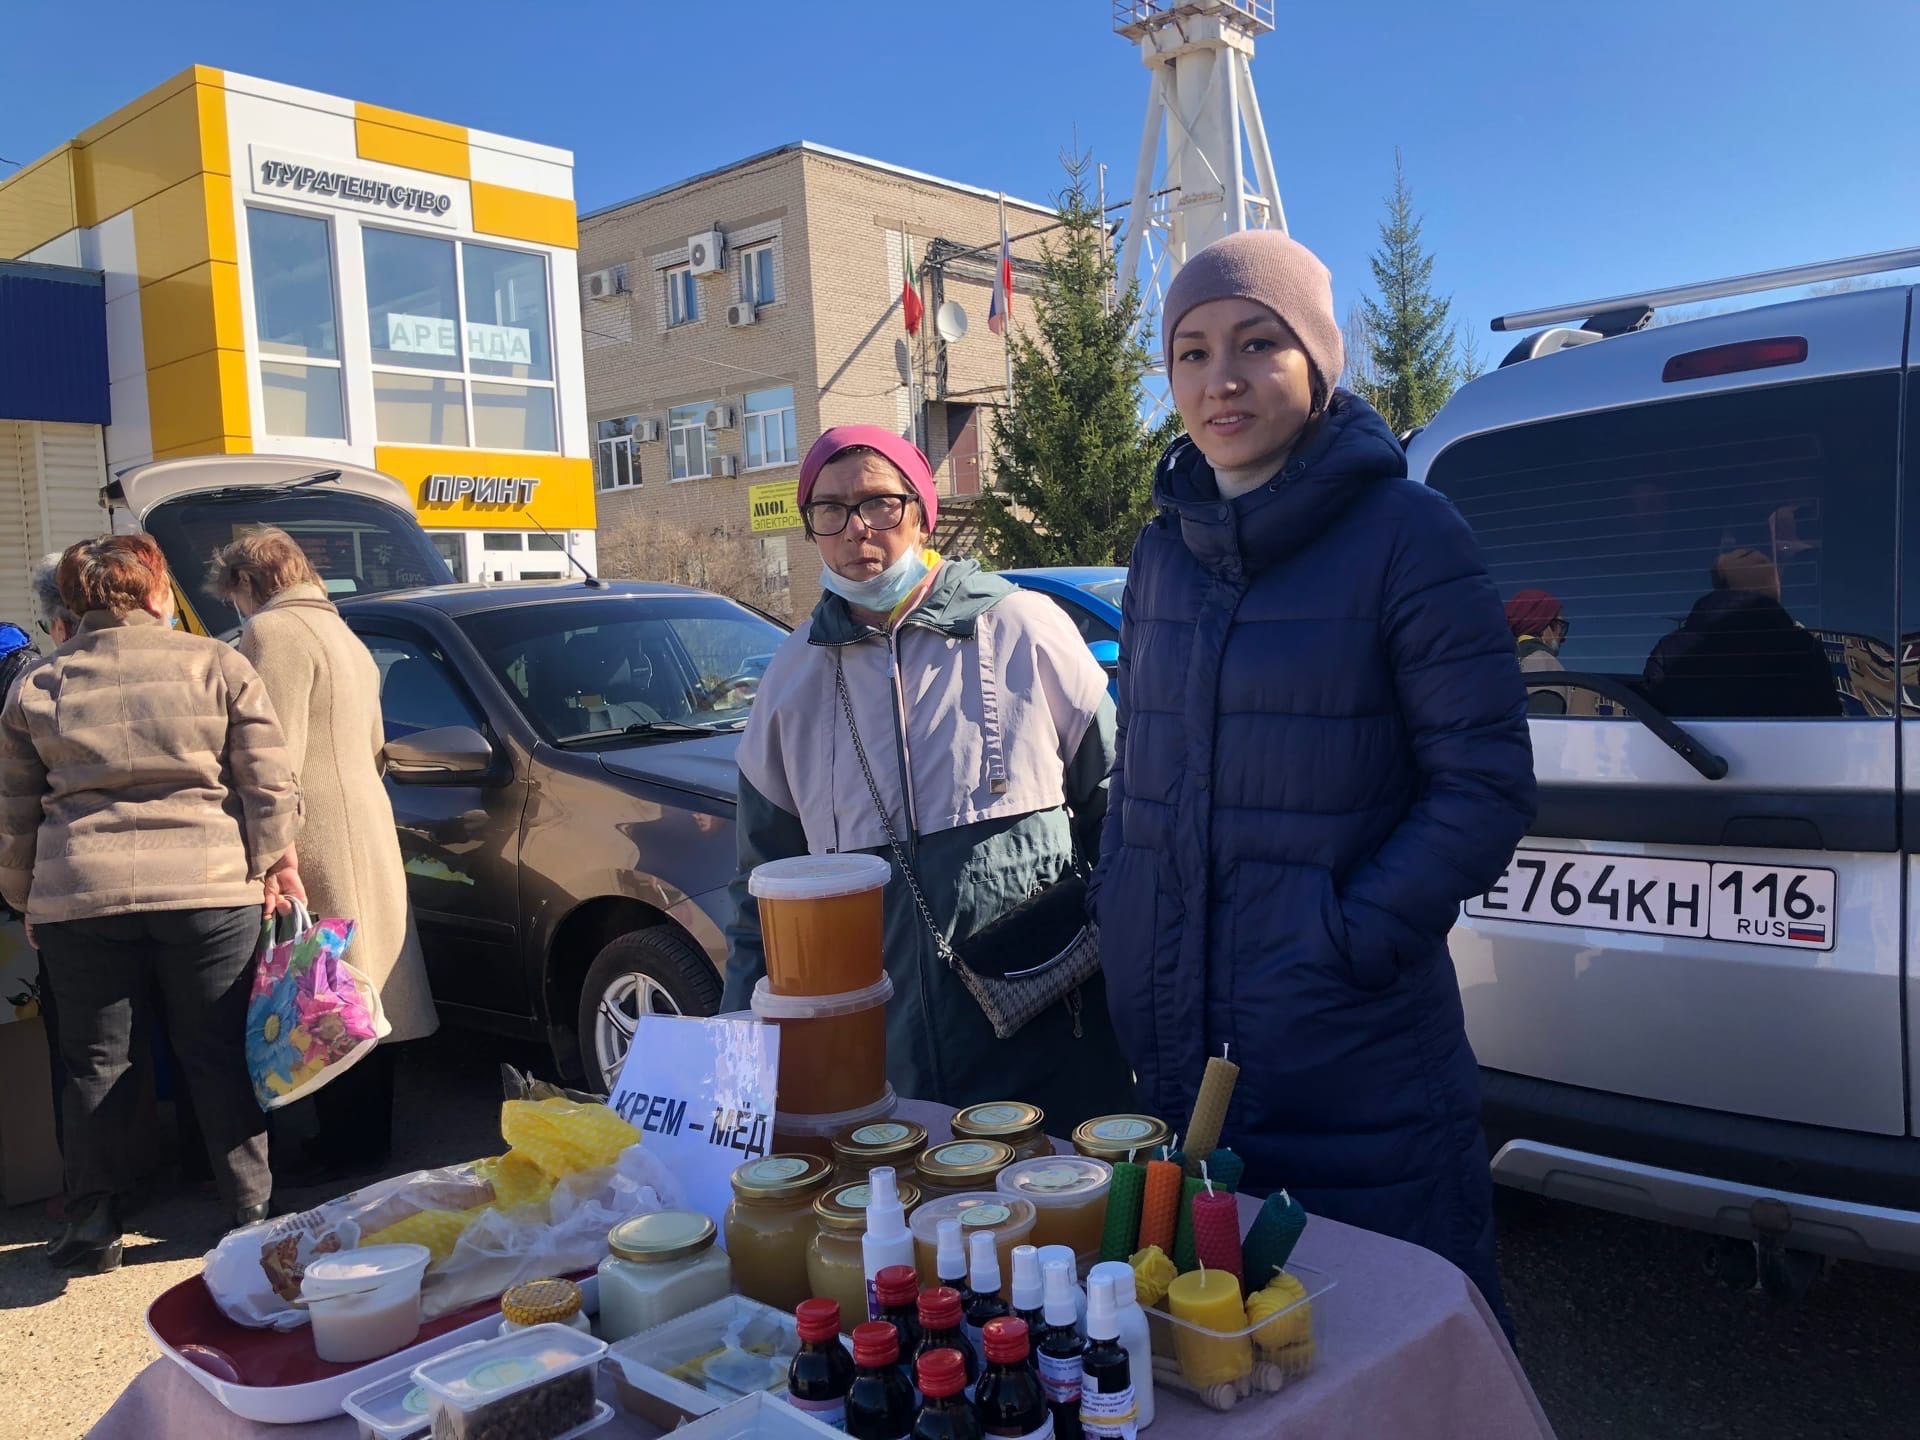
[90,1100,1556,1440]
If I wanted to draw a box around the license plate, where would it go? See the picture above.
[1465,848,1836,951]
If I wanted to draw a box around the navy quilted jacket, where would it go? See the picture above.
[1093,391,1535,1319]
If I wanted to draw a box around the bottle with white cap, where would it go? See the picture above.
[1086,1263,1153,1429]
[1009,1245,1045,1369]
[1036,1262,1086,1440]
[863,1166,916,1321]
[1036,1246,1087,1339]
[937,1220,973,1302]
[964,1231,1011,1366]
[1078,1276,1137,1440]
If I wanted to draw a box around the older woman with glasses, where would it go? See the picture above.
[722,426,1133,1124]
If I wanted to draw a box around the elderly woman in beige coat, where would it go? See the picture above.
[211,528,437,1183]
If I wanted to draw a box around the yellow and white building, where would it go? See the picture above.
[0,65,594,591]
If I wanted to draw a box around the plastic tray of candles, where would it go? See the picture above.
[1137,1263,1335,1413]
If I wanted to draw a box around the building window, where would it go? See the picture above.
[742,386,798,470]
[596,416,640,490]
[666,265,698,327]
[741,245,776,307]
[528,533,566,552]
[364,228,557,451]
[429,532,467,582]
[247,208,345,439]
[669,403,711,481]
[760,536,791,593]
[482,533,524,551]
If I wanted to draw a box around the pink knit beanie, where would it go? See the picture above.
[1162,230,1344,397]
[798,425,939,534]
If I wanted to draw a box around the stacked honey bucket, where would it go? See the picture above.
[747,854,897,1151]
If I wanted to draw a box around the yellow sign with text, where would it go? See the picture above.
[374,446,596,531]
[749,479,802,534]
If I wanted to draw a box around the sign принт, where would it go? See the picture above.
[250,145,460,228]
[748,479,801,533]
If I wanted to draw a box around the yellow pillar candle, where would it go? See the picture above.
[1183,1054,1241,1174]
[1165,1267,1254,1388]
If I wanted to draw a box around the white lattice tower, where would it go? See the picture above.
[1113,0,1285,370]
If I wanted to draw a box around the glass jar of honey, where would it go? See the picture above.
[916,1139,1017,1201]
[748,854,891,997]
[808,1178,923,1332]
[1070,1114,1172,1163]
[752,975,894,1118]
[949,1103,1051,1164]
[724,1154,836,1313]
[832,1119,929,1186]
[907,1192,1038,1292]
[995,1155,1113,1261]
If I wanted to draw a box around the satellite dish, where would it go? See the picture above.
[935,301,969,343]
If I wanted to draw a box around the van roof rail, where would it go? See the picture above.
[1491,243,1920,333]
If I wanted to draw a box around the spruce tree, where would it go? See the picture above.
[1357,150,1458,434]
[977,156,1180,568]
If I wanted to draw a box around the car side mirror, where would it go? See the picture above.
[384,725,496,783]
[1088,640,1120,673]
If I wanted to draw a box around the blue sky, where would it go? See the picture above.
[6,0,1918,364]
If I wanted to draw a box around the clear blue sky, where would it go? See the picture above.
[6,0,1918,361]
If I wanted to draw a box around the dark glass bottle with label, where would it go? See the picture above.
[913,1350,984,1440]
[876,1265,925,1360]
[791,1299,858,1432]
[916,1286,982,1395]
[974,1318,1054,1440]
[963,1231,1011,1370]
[1078,1278,1136,1440]
[1036,1263,1085,1440]
[848,1321,919,1440]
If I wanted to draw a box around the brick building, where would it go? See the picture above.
[579,142,1050,613]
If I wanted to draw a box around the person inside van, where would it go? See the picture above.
[1643,548,1842,718]
[1093,230,1536,1333]
[1504,588,1570,716]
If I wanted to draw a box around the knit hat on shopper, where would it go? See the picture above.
[798,425,939,534]
[1162,230,1345,400]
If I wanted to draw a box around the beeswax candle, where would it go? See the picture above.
[1172,1176,1205,1273]
[1165,1267,1254,1388]
[1183,1054,1241,1175]
[1099,1161,1146,1261]
[1191,1188,1244,1283]
[1138,1159,1182,1254]
[1205,1148,1246,1194]
[1242,1189,1308,1290]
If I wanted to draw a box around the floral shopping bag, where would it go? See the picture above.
[246,899,390,1110]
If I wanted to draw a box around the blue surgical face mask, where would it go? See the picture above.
[819,546,931,613]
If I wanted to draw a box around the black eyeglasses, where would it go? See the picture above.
[801,493,920,537]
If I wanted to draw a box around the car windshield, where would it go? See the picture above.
[456,596,785,745]
[1082,578,1126,607]
[143,490,452,637]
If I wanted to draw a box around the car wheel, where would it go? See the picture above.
[577,926,723,1094]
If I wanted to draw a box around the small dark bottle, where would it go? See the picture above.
[916,1286,982,1395]
[912,1349,984,1440]
[1078,1278,1136,1440]
[1009,1247,1045,1373]
[962,1232,1011,1369]
[1035,1263,1085,1440]
[935,1219,974,1306]
[848,1321,919,1440]
[876,1265,925,1360]
[973,1318,1052,1440]
[790,1298,859,1432]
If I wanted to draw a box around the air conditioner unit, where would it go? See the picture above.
[709,454,738,479]
[688,230,726,276]
[584,267,629,300]
[705,404,737,431]
[634,418,661,443]
[727,301,757,328]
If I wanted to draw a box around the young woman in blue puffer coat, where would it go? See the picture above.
[1092,230,1537,1331]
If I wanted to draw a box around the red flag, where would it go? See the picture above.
[988,222,1011,336]
[901,234,923,336]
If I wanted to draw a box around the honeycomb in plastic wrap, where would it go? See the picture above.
[475,1151,556,1212]
[500,1096,640,1179]
[364,1205,480,1263]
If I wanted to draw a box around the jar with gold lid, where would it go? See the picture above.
[807,1178,923,1332]
[724,1154,836,1313]
[949,1103,1051,1164]
[498,1277,592,1336]
[916,1138,1017,1200]
[1070,1113,1172,1163]
[831,1119,929,1186]
[596,1209,733,1343]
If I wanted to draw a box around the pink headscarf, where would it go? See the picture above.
[797,425,939,535]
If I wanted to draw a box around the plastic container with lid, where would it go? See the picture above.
[996,1156,1113,1261]
[775,1087,901,1159]
[604,1294,802,1427]
[300,1243,432,1365]
[752,975,893,1118]
[949,1103,1052,1165]
[341,1369,433,1440]
[499,1277,592,1337]
[909,1192,1037,1292]
[409,1323,609,1440]
[916,1139,1017,1200]
[725,1154,836,1313]
[1071,1114,1172,1163]
[597,1210,734,1343]
[808,1177,922,1333]
[832,1119,929,1185]
[749,853,891,997]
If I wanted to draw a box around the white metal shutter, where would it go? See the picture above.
[31,423,108,557]
[0,423,34,623]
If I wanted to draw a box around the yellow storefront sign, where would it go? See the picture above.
[749,479,802,534]
[374,446,596,532]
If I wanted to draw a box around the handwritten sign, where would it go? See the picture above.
[607,1014,779,1243]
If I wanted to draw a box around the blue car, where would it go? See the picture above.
[998,567,1127,699]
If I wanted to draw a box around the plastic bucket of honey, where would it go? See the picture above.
[749,855,892,998]
[751,974,893,1117]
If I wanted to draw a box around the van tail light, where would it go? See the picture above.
[1662,337,1807,383]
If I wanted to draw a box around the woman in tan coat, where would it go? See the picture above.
[211,529,437,1182]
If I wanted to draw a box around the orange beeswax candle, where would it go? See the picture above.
[1138,1159,1182,1255]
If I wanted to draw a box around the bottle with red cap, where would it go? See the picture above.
[915,1286,981,1398]
[973,1318,1053,1440]
[876,1265,925,1359]
[848,1321,919,1440]
[790,1298,858,1431]
[912,1349,983,1440]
